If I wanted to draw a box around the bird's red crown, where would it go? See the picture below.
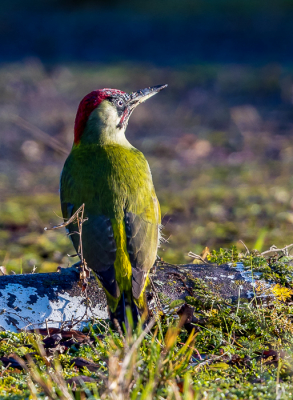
[74,89,126,144]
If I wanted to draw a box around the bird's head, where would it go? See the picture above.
[74,84,167,145]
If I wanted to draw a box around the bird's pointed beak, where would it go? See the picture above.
[127,84,168,110]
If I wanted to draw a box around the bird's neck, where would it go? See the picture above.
[77,104,132,148]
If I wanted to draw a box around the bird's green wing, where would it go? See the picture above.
[60,170,120,299]
[125,187,161,299]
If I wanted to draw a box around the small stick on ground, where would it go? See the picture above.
[261,244,293,257]
[239,240,250,255]
[188,251,210,264]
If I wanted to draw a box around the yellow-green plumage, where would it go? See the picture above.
[60,86,165,326]
[61,144,160,309]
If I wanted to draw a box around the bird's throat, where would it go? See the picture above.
[78,103,132,147]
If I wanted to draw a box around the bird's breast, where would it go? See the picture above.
[61,144,155,220]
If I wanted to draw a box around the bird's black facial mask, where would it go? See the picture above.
[112,84,168,129]
[109,93,130,129]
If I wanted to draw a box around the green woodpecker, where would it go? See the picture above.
[60,84,167,326]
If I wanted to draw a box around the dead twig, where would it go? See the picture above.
[239,240,250,255]
[45,204,90,305]
[188,251,210,264]
[44,204,87,231]
[261,244,293,257]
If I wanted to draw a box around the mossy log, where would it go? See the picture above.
[0,262,266,332]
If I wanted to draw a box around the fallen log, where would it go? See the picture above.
[0,262,270,332]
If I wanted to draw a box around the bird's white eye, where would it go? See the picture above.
[117,99,124,107]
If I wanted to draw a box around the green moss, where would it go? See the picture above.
[0,273,293,399]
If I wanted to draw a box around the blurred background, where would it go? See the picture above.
[1,0,293,273]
